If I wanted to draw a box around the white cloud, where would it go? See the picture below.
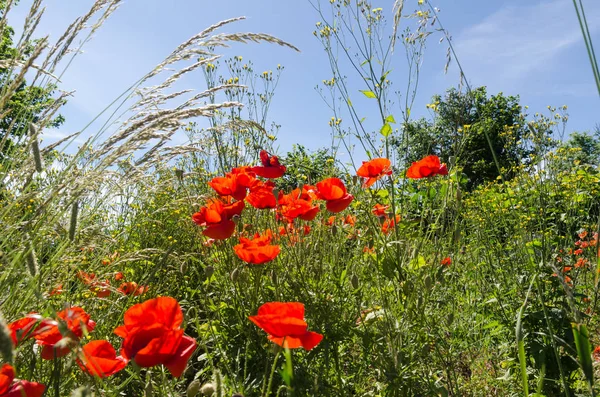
[453,0,600,92]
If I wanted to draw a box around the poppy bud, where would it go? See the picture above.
[447,312,454,326]
[352,175,359,185]
[187,380,201,397]
[205,265,214,278]
[180,263,188,274]
[424,275,432,290]
[230,267,240,282]
[199,383,215,396]
[331,224,338,236]
[351,274,359,289]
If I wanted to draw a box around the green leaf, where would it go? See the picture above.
[385,115,396,123]
[409,254,427,270]
[380,123,392,137]
[360,90,377,99]
[572,323,594,391]
[347,98,352,107]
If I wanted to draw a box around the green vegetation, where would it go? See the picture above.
[0,1,599,396]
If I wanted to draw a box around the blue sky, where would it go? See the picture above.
[8,0,600,156]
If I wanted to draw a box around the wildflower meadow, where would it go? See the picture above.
[0,0,600,396]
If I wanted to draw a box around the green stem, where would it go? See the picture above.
[262,348,282,397]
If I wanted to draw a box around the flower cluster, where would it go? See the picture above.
[7,297,196,380]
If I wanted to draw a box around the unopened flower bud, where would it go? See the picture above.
[351,274,359,289]
[186,379,201,397]
[199,383,215,396]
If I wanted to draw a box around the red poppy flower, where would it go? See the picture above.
[77,271,96,285]
[90,280,111,298]
[7,314,48,347]
[34,307,96,360]
[49,284,63,297]
[252,150,286,179]
[343,214,356,226]
[325,216,335,226]
[249,302,323,350]
[77,340,128,378]
[381,214,401,235]
[246,180,277,209]
[234,230,281,265]
[114,297,196,378]
[441,257,452,266]
[356,158,392,188]
[277,189,320,222]
[316,178,354,213]
[114,272,124,281]
[0,364,45,397]
[406,155,448,179]
[209,167,257,200]
[118,282,148,296]
[192,198,245,240]
[372,203,389,217]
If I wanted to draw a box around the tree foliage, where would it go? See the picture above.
[0,3,64,155]
[396,87,538,190]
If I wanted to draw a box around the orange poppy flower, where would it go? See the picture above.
[77,340,128,378]
[248,302,323,350]
[209,167,257,200]
[316,178,354,213]
[363,246,375,254]
[49,284,63,297]
[192,198,245,240]
[34,307,96,360]
[325,216,336,226]
[90,280,111,298]
[381,214,401,234]
[0,364,45,397]
[114,272,124,281]
[7,314,48,347]
[246,180,277,209]
[252,150,286,179]
[114,297,196,378]
[372,203,389,217]
[234,230,281,265]
[406,155,448,179]
[118,282,148,296]
[356,158,392,188]
[77,271,96,285]
[277,189,319,222]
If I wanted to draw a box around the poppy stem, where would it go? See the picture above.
[262,347,282,397]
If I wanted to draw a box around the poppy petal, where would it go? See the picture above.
[163,335,197,378]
